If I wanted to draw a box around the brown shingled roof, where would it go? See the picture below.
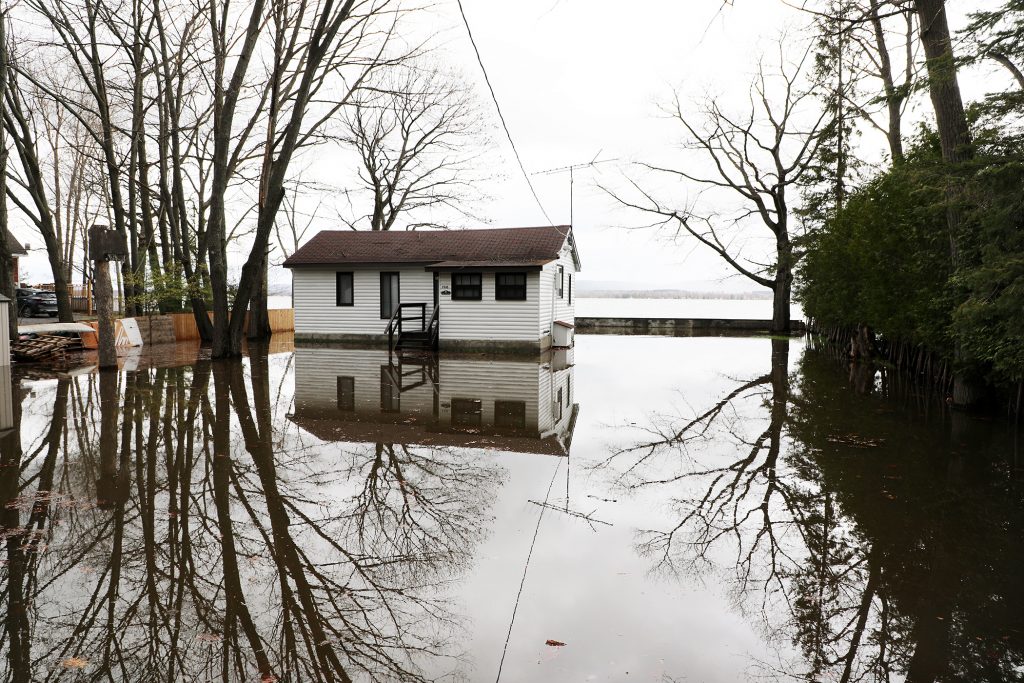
[5,230,26,256]
[283,225,577,268]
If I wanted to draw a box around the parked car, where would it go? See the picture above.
[16,288,59,318]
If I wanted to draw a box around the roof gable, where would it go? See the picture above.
[5,230,26,256]
[283,225,579,269]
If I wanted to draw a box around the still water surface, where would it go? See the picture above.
[1,335,1021,682]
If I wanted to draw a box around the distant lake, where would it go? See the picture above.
[577,296,804,320]
[268,294,292,309]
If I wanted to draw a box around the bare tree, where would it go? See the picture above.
[0,11,15,338]
[339,64,487,232]
[608,45,827,334]
[2,64,75,322]
[211,0,406,354]
[860,0,918,162]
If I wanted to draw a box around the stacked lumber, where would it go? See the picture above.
[12,334,83,363]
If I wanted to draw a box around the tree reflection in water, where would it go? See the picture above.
[599,338,1024,682]
[0,347,498,682]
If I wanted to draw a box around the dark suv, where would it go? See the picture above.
[16,288,59,318]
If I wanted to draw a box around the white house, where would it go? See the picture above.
[289,346,578,456]
[283,225,581,352]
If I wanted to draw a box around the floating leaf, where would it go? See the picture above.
[545,639,566,647]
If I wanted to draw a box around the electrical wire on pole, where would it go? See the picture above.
[456,0,554,225]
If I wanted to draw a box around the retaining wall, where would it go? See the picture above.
[574,317,806,335]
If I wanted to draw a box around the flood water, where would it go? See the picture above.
[1,334,1022,682]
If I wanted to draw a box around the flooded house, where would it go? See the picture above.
[289,346,578,456]
[283,225,581,352]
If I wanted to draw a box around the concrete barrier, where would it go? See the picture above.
[574,317,806,336]
[135,316,178,346]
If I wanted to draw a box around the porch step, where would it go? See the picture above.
[396,331,432,348]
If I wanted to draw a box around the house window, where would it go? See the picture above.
[496,272,527,301]
[557,265,565,298]
[380,272,400,319]
[557,388,563,420]
[451,398,482,428]
[452,273,482,301]
[495,400,526,430]
[568,273,572,305]
[336,272,353,306]
[336,377,355,411]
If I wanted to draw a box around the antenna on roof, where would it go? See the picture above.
[533,150,618,226]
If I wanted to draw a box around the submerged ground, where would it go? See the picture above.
[1,334,1022,682]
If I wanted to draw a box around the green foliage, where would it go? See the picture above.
[797,130,954,352]
[124,264,208,315]
[954,130,1024,383]
[798,118,1024,385]
[799,0,862,231]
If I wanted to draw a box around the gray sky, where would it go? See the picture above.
[14,0,1011,292]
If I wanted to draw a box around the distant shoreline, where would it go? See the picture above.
[577,290,773,301]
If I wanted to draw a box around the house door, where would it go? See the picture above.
[380,272,400,319]
[433,272,439,309]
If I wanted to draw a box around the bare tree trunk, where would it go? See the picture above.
[0,14,14,341]
[96,365,120,506]
[95,260,117,369]
[247,247,270,339]
[771,270,792,334]
[869,0,906,163]
[0,369,28,680]
[913,0,983,407]
[989,52,1024,89]
[206,0,268,358]
[3,78,74,322]
[913,0,972,169]
[41,239,74,322]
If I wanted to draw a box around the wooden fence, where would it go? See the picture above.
[29,281,293,341]
[30,283,95,313]
[169,309,294,341]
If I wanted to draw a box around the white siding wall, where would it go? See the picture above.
[293,346,577,448]
[437,357,542,428]
[538,246,579,344]
[293,266,433,337]
[0,302,9,366]
[436,271,541,342]
[539,364,573,436]
[294,347,435,417]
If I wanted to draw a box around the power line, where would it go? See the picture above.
[494,459,563,682]
[456,0,554,226]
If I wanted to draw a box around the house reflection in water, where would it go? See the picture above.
[290,347,578,456]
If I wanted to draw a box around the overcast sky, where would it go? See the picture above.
[14,0,1011,292]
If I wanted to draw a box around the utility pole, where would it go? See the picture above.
[90,225,127,369]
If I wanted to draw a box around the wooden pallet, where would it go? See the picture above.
[12,334,83,363]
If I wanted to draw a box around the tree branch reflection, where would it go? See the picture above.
[0,350,496,682]
[600,338,1024,681]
